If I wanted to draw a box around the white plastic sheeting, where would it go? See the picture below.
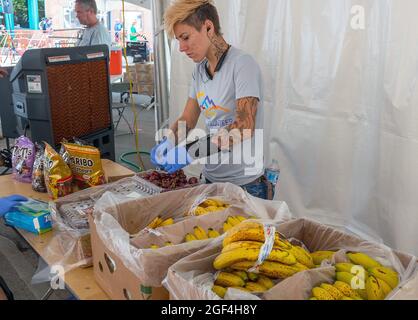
[167,0,418,256]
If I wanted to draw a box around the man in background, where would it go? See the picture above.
[75,0,111,50]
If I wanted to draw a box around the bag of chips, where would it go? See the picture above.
[44,142,73,199]
[12,136,36,183]
[31,142,47,193]
[61,142,106,189]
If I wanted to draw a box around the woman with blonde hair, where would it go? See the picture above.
[150,0,269,198]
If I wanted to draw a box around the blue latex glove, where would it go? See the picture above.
[162,145,193,174]
[0,195,28,217]
[150,138,174,168]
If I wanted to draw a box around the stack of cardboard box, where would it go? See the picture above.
[122,62,154,96]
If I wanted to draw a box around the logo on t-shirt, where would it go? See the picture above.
[197,91,230,118]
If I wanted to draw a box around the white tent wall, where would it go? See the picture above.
[166,0,418,256]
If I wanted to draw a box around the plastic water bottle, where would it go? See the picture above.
[265,159,280,198]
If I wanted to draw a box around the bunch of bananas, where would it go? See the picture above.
[223,215,248,232]
[212,270,275,298]
[310,252,399,300]
[310,250,337,266]
[147,216,174,229]
[212,221,314,280]
[183,215,248,243]
[187,198,230,216]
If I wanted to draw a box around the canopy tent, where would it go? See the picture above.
[162,0,418,256]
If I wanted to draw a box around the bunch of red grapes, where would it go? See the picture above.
[141,170,199,190]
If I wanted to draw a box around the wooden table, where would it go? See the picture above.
[0,159,134,300]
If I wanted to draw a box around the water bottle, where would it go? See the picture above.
[265,159,280,198]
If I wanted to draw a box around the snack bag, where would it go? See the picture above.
[31,142,47,193]
[12,136,36,183]
[44,142,73,199]
[61,142,106,189]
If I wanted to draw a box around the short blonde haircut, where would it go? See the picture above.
[164,0,221,38]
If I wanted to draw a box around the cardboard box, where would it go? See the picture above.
[137,84,154,96]
[89,183,289,300]
[165,218,418,300]
[136,71,154,83]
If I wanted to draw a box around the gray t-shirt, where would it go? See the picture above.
[77,22,112,50]
[189,46,264,186]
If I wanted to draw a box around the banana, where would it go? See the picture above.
[185,233,198,242]
[231,260,303,279]
[333,281,363,300]
[232,271,249,282]
[147,216,163,229]
[336,272,366,290]
[222,224,280,248]
[286,246,315,268]
[222,241,265,253]
[366,275,386,300]
[368,266,399,289]
[164,241,173,246]
[335,263,368,280]
[347,252,382,269]
[320,283,344,300]
[158,218,174,227]
[247,272,259,281]
[205,206,223,212]
[230,286,251,292]
[223,221,234,233]
[208,228,221,238]
[376,277,392,298]
[193,207,207,216]
[245,282,268,292]
[312,287,335,300]
[215,272,245,287]
[200,199,219,207]
[150,244,159,249]
[236,216,247,222]
[193,226,209,240]
[310,251,336,265]
[212,285,227,298]
[276,239,293,250]
[227,216,241,227]
[257,275,275,290]
[213,247,297,270]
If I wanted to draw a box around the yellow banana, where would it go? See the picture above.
[200,199,219,207]
[310,251,336,265]
[276,239,293,250]
[312,287,335,300]
[366,275,386,300]
[222,225,280,247]
[245,282,267,292]
[257,275,275,290]
[185,233,198,242]
[236,216,247,222]
[147,216,163,229]
[213,247,297,270]
[164,241,173,246]
[158,218,174,227]
[150,244,159,249]
[212,285,227,298]
[336,272,366,290]
[223,221,234,233]
[320,283,344,300]
[333,281,363,300]
[222,241,265,253]
[335,263,368,280]
[231,260,303,279]
[230,286,251,292]
[247,272,259,282]
[227,216,241,227]
[193,207,207,216]
[286,246,315,268]
[347,252,382,269]
[208,228,221,238]
[193,226,209,240]
[368,266,399,289]
[215,272,245,287]
[205,206,223,212]
[232,271,249,282]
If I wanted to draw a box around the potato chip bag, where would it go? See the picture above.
[12,135,35,183]
[44,142,73,199]
[61,142,106,189]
